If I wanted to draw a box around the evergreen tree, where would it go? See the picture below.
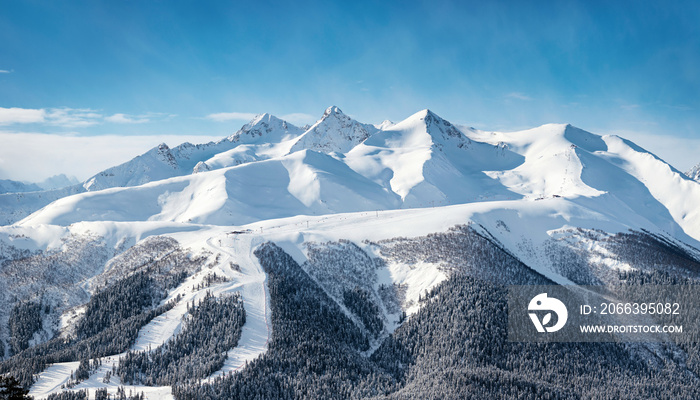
[0,375,31,400]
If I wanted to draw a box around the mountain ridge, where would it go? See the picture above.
[7,106,700,250]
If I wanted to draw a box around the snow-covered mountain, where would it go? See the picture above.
[15,107,700,243]
[3,106,700,399]
[0,114,302,225]
[289,106,377,154]
[37,174,80,191]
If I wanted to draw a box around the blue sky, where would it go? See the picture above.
[1,0,700,180]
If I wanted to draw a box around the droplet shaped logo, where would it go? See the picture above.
[528,293,568,333]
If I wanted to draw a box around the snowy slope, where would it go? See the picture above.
[83,143,180,191]
[0,115,305,226]
[83,114,304,192]
[346,109,523,207]
[18,150,400,226]
[196,113,303,172]
[470,124,607,199]
[0,184,86,226]
[466,124,700,242]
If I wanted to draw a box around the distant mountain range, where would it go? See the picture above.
[0,174,78,194]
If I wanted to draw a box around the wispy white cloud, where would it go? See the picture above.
[0,107,176,128]
[505,92,533,101]
[105,113,150,124]
[45,108,102,127]
[0,69,11,74]
[205,112,258,122]
[0,107,45,125]
[0,107,103,127]
[281,113,316,126]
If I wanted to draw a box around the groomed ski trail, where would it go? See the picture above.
[29,229,271,399]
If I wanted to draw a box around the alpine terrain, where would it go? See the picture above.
[2,106,700,399]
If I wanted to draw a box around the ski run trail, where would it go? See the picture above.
[29,229,271,400]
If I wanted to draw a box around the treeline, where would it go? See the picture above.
[46,387,145,400]
[117,291,245,386]
[0,271,180,388]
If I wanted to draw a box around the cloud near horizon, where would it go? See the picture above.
[0,107,45,124]
[46,108,102,127]
[0,131,222,182]
[0,107,176,128]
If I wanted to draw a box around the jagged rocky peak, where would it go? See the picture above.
[290,106,378,153]
[313,106,354,126]
[192,161,212,174]
[322,105,344,118]
[687,163,700,182]
[228,113,300,144]
[154,143,178,168]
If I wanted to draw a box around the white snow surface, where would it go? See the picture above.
[4,106,700,398]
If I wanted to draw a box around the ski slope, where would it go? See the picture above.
[28,227,270,400]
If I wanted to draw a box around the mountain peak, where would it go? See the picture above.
[228,113,299,144]
[290,107,377,154]
[412,108,438,120]
[402,109,446,126]
[408,109,468,146]
[687,163,700,182]
[323,106,345,118]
